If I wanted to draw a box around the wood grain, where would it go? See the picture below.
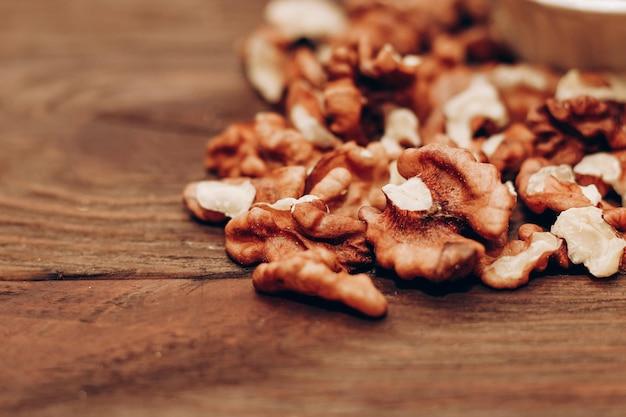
[2,1,626,416]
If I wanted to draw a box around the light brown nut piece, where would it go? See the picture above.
[242,29,289,104]
[555,69,626,103]
[264,0,348,42]
[339,2,423,55]
[253,112,318,167]
[357,38,420,86]
[526,96,626,165]
[318,40,422,145]
[287,46,327,89]
[476,224,564,289]
[250,166,307,206]
[447,25,507,63]
[225,196,372,271]
[183,166,307,223]
[323,77,367,143]
[396,143,516,241]
[359,177,486,282]
[443,74,508,150]
[516,158,602,214]
[603,207,626,232]
[183,179,256,223]
[431,33,466,65]
[342,0,485,56]
[305,141,392,217]
[285,80,340,149]
[481,123,535,178]
[603,207,626,273]
[379,104,422,159]
[205,112,320,179]
[204,122,265,178]
[359,144,515,282]
[573,151,626,203]
[552,206,626,278]
[601,207,626,272]
[321,44,358,81]
[489,63,558,123]
[417,65,473,143]
[308,167,353,206]
[252,247,387,318]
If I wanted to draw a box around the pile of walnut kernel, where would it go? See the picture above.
[183,0,626,318]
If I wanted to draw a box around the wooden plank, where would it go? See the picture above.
[0,0,265,60]
[0,0,268,281]
[2,277,626,416]
[0,109,251,280]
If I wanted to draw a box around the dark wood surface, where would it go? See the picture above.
[2,1,626,416]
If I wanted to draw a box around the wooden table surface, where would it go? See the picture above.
[2,1,626,416]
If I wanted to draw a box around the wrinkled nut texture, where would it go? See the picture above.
[602,207,626,232]
[397,143,515,241]
[516,158,602,214]
[357,41,419,86]
[359,144,515,282]
[324,77,366,142]
[251,166,307,205]
[574,152,622,185]
[225,196,372,271]
[183,166,307,223]
[359,187,486,282]
[205,123,265,178]
[305,141,391,217]
[340,2,422,55]
[527,96,626,164]
[288,46,327,89]
[551,206,626,278]
[477,225,563,289]
[205,113,319,178]
[253,112,318,168]
[188,0,626,315]
[252,248,387,318]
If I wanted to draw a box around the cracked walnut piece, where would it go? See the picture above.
[526,96,626,165]
[183,166,307,223]
[397,143,516,240]
[225,195,372,271]
[359,143,515,282]
[515,158,602,214]
[205,112,319,178]
[552,206,626,278]
[305,141,392,217]
[477,224,565,289]
[252,247,387,318]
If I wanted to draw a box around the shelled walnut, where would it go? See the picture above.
[359,143,515,282]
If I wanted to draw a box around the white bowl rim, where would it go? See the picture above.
[531,0,626,14]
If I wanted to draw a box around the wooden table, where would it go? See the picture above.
[2,1,626,416]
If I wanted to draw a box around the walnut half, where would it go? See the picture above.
[359,143,515,282]
[252,247,387,318]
